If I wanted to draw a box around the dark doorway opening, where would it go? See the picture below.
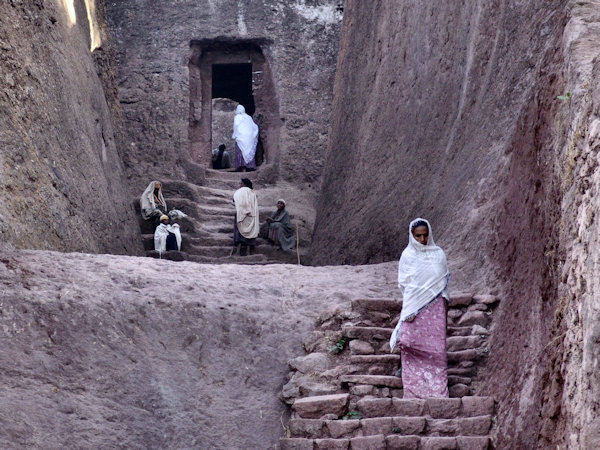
[212,63,255,115]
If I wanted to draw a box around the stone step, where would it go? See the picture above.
[341,375,403,389]
[280,435,490,450]
[288,414,492,439]
[187,253,270,265]
[351,298,403,315]
[292,394,350,419]
[355,397,494,419]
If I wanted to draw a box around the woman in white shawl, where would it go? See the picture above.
[390,218,450,398]
[230,178,259,256]
[140,180,167,224]
[154,214,182,254]
[232,104,258,172]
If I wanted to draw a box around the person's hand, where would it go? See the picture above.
[266,217,273,223]
[405,316,415,322]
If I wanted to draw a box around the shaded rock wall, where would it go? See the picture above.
[105,0,342,191]
[0,0,142,255]
[312,0,600,447]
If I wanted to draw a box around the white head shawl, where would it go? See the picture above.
[390,218,450,351]
[232,105,259,164]
[140,180,167,220]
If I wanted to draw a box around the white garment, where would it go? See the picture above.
[233,186,259,239]
[140,180,167,220]
[154,223,182,252]
[232,105,259,164]
[390,218,450,351]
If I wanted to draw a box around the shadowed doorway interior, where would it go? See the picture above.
[211,63,263,167]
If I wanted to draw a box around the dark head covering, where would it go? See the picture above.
[241,178,253,189]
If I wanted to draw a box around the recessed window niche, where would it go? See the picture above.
[189,38,279,170]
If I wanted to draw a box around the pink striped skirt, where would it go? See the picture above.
[398,296,448,398]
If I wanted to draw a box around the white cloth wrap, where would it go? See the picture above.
[233,186,259,239]
[232,105,259,164]
[154,223,181,252]
[390,218,450,351]
[140,180,167,220]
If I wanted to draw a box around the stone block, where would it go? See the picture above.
[458,416,492,435]
[448,293,473,307]
[456,436,489,450]
[390,389,404,398]
[385,435,420,450]
[425,398,461,419]
[472,294,499,305]
[467,304,488,312]
[448,376,472,386]
[447,309,463,319]
[447,349,479,364]
[290,352,332,374]
[360,417,393,435]
[293,394,349,419]
[341,375,403,388]
[349,434,386,450]
[356,398,392,418]
[289,419,325,438]
[280,438,314,450]
[461,397,494,417]
[426,418,459,435]
[326,419,360,439]
[449,384,471,398]
[349,339,375,355]
[421,437,458,450]
[446,336,481,352]
[391,416,427,434]
[457,311,490,327]
[471,325,489,336]
[350,385,374,396]
[393,398,426,416]
[314,438,350,449]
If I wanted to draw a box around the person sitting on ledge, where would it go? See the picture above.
[266,199,296,252]
[154,214,181,254]
[140,180,167,227]
[232,104,258,172]
[230,178,259,256]
[212,144,231,170]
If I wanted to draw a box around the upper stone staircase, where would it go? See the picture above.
[134,169,306,264]
[280,293,499,449]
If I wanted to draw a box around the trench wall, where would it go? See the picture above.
[0,0,142,254]
[312,0,600,447]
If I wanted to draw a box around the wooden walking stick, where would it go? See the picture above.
[296,224,300,265]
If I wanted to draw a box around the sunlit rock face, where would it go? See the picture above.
[312,0,600,448]
[105,0,343,190]
[0,0,142,254]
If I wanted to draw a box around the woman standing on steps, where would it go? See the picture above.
[390,218,450,398]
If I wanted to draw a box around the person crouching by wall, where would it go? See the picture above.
[154,215,181,255]
[266,199,296,252]
[212,144,231,170]
[140,180,168,228]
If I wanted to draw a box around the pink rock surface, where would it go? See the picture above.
[0,249,396,448]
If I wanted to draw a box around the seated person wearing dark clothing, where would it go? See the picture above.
[212,144,231,170]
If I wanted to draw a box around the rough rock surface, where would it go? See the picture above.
[0,247,396,449]
[105,0,343,190]
[311,0,600,448]
[0,0,142,254]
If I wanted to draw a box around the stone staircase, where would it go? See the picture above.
[280,294,499,449]
[134,170,305,264]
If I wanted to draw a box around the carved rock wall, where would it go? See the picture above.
[312,0,600,447]
[105,0,343,191]
[0,0,142,254]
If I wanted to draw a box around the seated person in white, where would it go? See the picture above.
[154,215,182,253]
